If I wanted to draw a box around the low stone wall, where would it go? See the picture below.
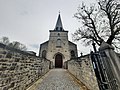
[0,43,51,90]
[67,55,99,90]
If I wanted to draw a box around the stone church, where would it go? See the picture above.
[39,14,78,68]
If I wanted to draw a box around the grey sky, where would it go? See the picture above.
[0,0,95,56]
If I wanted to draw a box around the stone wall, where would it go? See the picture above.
[0,43,51,90]
[67,55,99,90]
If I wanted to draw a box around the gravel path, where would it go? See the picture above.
[27,69,84,90]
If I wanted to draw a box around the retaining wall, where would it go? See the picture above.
[67,55,99,90]
[0,43,51,90]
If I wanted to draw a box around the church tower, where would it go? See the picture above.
[39,14,78,68]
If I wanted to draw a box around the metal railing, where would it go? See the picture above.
[90,51,118,90]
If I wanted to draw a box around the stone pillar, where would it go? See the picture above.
[99,42,120,90]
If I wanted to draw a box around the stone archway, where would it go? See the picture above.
[55,54,63,68]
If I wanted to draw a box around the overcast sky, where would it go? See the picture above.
[0,0,96,56]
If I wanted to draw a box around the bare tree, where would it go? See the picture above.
[8,41,27,51]
[0,36,27,51]
[73,0,120,49]
[0,36,10,45]
[19,43,27,51]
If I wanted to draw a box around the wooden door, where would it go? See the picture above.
[55,54,63,68]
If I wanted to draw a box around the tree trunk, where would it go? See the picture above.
[106,35,115,45]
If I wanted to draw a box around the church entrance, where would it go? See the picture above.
[55,54,63,68]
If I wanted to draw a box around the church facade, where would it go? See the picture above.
[39,14,78,68]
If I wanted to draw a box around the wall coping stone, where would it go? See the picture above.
[99,41,114,51]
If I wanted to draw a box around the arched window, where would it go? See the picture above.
[58,33,60,36]
[60,27,63,31]
[56,39,61,47]
[42,50,46,58]
[56,27,58,30]
[71,50,75,58]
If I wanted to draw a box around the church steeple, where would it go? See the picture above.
[54,13,64,31]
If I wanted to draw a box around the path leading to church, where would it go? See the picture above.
[27,69,87,90]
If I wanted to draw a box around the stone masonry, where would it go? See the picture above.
[67,55,99,90]
[0,43,51,90]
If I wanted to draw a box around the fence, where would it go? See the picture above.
[90,42,120,90]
